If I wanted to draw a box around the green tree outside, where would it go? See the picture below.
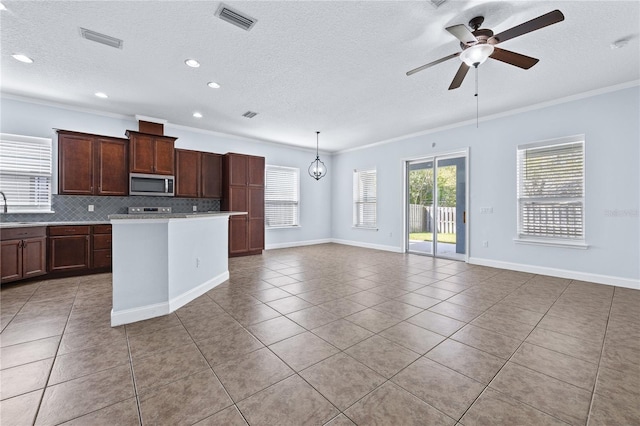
[408,165,456,207]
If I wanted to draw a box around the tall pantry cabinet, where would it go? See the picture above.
[222,153,265,256]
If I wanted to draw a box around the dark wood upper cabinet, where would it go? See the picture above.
[95,138,128,195]
[154,138,175,175]
[175,149,222,198]
[222,153,265,257]
[58,133,94,195]
[58,131,128,196]
[228,154,249,186]
[248,156,265,187]
[175,149,200,198]
[126,131,176,175]
[201,153,223,198]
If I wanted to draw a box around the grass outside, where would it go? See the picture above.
[409,232,456,244]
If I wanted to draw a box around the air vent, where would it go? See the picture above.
[242,111,258,119]
[215,4,257,31]
[429,0,448,8]
[80,28,123,49]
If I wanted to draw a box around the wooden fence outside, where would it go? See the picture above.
[409,205,456,234]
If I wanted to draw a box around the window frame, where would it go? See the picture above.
[353,168,377,229]
[264,164,300,229]
[0,133,54,214]
[515,134,587,249]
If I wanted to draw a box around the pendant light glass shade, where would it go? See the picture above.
[308,131,327,180]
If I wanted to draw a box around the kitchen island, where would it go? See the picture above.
[109,211,245,326]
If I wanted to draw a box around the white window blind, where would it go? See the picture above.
[0,133,53,213]
[265,165,299,227]
[517,137,584,241]
[353,169,377,228]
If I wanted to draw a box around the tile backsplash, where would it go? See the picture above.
[0,195,220,223]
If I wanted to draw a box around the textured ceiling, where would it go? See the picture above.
[1,1,639,152]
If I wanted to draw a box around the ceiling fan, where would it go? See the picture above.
[407,10,565,90]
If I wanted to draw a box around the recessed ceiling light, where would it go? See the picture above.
[185,59,200,68]
[12,54,34,64]
[207,81,221,89]
[193,112,203,118]
[95,92,108,99]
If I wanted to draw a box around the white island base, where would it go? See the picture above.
[109,212,244,326]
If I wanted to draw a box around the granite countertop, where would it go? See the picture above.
[108,211,246,220]
[0,220,111,229]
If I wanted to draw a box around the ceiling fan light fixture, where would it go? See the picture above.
[460,44,494,67]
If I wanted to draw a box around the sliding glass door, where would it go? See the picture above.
[406,152,467,260]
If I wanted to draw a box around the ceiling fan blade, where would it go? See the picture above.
[448,63,470,90]
[446,24,478,45]
[490,10,564,44]
[406,52,460,76]
[490,47,539,69]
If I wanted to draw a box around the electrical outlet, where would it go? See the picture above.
[389,232,393,237]
[192,205,197,212]
[482,241,489,248]
[196,258,200,268]
[88,205,94,212]
[480,207,493,214]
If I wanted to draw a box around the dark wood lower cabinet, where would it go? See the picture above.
[92,225,112,269]
[48,235,91,272]
[1,240,22,283]
[229,216,249,255]
[22,237,47,279]
[1,227,47,284]
[1,224,112,285]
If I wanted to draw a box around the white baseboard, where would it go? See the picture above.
[266,238,403,253]
[111,271,229,326]
[111,302,169,327]
[468,257,640,290]
[265,239,332,250]
[169,271,229,312]
[330,238,404,253]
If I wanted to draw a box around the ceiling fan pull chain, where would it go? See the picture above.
[475,65,479,128]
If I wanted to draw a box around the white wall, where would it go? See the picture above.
[3,86,639,288]
[0,96,333,247]
[331,85,640,287]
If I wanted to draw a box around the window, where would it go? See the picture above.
[265,165,299,227]
[353,168,377,228]
[517,136,585,244]
[0,133,53,213]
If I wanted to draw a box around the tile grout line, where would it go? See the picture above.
[584,284,616,426]
[29,280,80,425]
[175,294,267,425]
[469,278,591,425]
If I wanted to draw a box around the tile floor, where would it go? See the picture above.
[1,243,639,425]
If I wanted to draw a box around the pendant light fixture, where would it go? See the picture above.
[308,131,327,180]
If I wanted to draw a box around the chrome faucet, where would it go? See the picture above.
[0,191,6,213]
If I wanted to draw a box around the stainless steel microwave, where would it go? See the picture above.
[129,173,175,197]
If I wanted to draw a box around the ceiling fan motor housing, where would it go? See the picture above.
[460,28,494,49]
